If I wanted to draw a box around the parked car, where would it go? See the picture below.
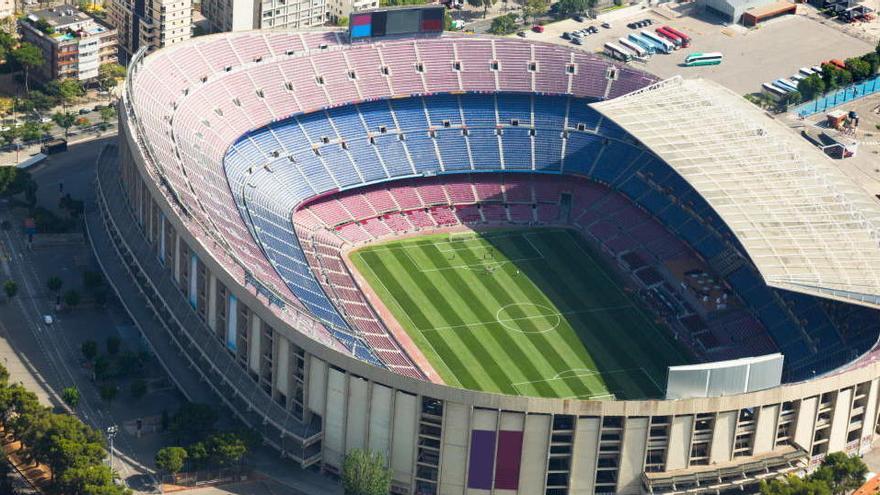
[516,31,527,37]
[562,31,571,39]
[574,14,586,21]
[601,21,611,28]
[78,108,91,115]
[587,25,599,33]
[572,37,584,45]
[532,25,544,32]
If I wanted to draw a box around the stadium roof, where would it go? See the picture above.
[592,77,880,309]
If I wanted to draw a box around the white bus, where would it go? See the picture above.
[762,83,788,101]
[618,37,648,58]
[799,67,816,76]
[683,52,723,67]
[604,42,633,62]
[641,30,675,53]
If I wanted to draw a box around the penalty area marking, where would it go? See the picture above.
[419,303,633,333]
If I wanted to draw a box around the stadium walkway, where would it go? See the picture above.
[86,145,341,495]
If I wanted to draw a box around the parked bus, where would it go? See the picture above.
[641,30,674,53]
[811,65,824,74]
[799,67,816,76]
[661,25,691,47]
[774,78,798,92]
[827,59,846,69]
[771,80,794,93]
[790,73,806,83]
[656,27,683,47]
[628,33,657,54]
[684,52,723,66]
[762,83,788,101]
[619,37,648,58]
[604,42,633,62]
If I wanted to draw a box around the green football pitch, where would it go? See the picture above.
[349,228,692,400]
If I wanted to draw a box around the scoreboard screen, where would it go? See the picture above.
[350,6,444,40]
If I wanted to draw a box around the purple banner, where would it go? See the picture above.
[467,430,496,490]
[494,430,524,490]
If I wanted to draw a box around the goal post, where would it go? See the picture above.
[448,231,479,243]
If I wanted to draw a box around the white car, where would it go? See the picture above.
[43,315,53,325]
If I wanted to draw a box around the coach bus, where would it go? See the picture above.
[604,42,633,62]
[773,78,798,92]
[641,30,674,53]
[656,27,683,47]
[619,37,648,58]
[762,82,788,101]
[684,52,723,67]
[627,33,656,54]
[661,26,691,47]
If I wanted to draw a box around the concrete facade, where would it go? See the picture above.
[105,101,880,494]
[110,0,191,62]
[200,0,325,33]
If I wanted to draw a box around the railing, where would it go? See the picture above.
[794,75,880,117]
[93,149,323,461]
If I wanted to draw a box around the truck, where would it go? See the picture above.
[41,139,67,155]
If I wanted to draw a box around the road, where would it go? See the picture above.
[0,138,161,493]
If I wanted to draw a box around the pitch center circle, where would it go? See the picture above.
[495,303,561,334]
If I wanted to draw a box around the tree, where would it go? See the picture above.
[99,105,116,125]
[3,280,16,300]
[47,276,63,293]
[844,57,872,81]
[522,0,548,23]
[556,0,588,16]
[93,355,109,380]
[81,340,98,361]
[155,446,187,474]
[52,112,77,138]
[129,378,147,399]
[336,16,349,26]
[862,52,880,76]
[19,122,45,143]
[797,74,825,101]
[811,452,868,495]
[203,432,248,467]
[489,13,518,34]
[11,43,44,93]
[760,474,832,495]
[99,384,117,405]
[466,0,496,17]
[106,336,121,355]
[62,386,80,408]
[342,449,392,495]
[97,63,126,95]
[63,289,80,308]
[50,78,85,108]
[170,403,218,442]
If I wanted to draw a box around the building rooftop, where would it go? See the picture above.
[24,7,111,40]
[593,76,880,309]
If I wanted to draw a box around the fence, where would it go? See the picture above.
[794,75,880,117]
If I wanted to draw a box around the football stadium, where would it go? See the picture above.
[90,15,880,495]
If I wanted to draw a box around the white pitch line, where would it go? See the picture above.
[523,233,545,258]
[419,304,633,332]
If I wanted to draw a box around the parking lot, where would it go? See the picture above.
[515,6,875,95]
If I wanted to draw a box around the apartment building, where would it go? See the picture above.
[200,0,327,32]
[111,0,191,62]
[18,7,117,82]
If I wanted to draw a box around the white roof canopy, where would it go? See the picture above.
[592,77,880,308]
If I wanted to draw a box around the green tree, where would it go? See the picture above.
[811,452,868,495]
[556,0,588,16]
[47,276,63,293]
[50,78,85,108]
[3,280,16,300]
[93,355,110,380]
[760,474,832,495]
[129,378,147,399]
[522,0,548,23]
[489,13,518,34]
[99,384,117,405]
[170,403,218,442]
[797,73,825,100]
[97,63,126,95]
[342,449,392,495]
[203,432,248,467]
[862,52,880,76]
[844,57,872,81]
[19,122,45,143]
[466,0,497,17]
[52,112,77,138]
[105,336,121,355]
[155,446,187,474]
[63,289,80,308]
[29,413,106,479]
[11,43,44,93]
[56,464,114,495]
[81,340,98,361]
[336,16,349,26]
[99,105,116,126]
[61,386,80,408]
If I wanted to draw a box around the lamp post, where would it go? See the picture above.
[106,425,118,472]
